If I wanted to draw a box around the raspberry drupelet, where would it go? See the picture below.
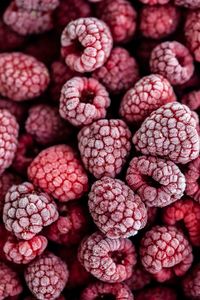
[182,263,200,299]
[175,0,200,8]
[133,102,200,164]
[0,262,22,299]
[184,156,200,203]
[78,232,137,282]
[182,90,200,111]
[0,20,25,52]
[61,17,113,73]
[15,0,59,12]
[78,119,131,178]
[185,11,200,62]
[125,263,152,291]
[138,0,170,4]
[135,286,177,300]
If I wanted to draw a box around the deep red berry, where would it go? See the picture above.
[0,20,25,51]
[185,11,200,62]
[139,0,170,4]
[15,0,59,12]
[182,264,200,299]
[135,286,177,300]
[175,0,200,8]
[147,207,158,225]
[0,98,26,123]
[0,224,10,260]
[182,90,200,111]
[125,264,152,291]
[0,262,22,299]
[184,156,200,203]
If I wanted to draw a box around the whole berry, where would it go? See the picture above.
[182,90,200,111]
[175,0,200,8]
[125,263,152,291]
[185,11,200,62]
[135,286,177,300]
[0,20,25,51]
[15,0,59,12]
[184,156,200,203]
[0,262,22,299]
[182,263,200,299]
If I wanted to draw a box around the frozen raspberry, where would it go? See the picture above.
[135,286,177,300]
[0,262,22,299]
[25,296,65,300]
[175,0,200,9]
[15,0,59,12]
[0,52,50,101]
[125,264,152,291]
[119,74,176,124]
[3,182,58,240]
[147,207,158,225]
[184,156,200,203]
[59,77,110,126]
[133,102,200,164]
[0,223,10,260]
[78,232,137,283]
[0,98,26,123]
[139,0,169,4]
[185,11,200,62]
[150,41,194,85]
[0,20,25,51]
[28,145,88,202]
[61,17,113,73]
[93,47,139,94]
[182,90,200,111]
[182,263,200,299]
[25,252,69,300]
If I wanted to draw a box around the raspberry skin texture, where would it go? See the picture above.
[125,264,152,291]
[119,74,176,124]
[0,98,26,123]
[3,182,59,240]
[78,119,131,178]
[78,232,137,283]
[135,286,177,300]
[0,20,25,52]
[139,0,170,5]
[150,41,194,85]
[185,11,200,62]
[0,52,50,101]
[28,145,88,202]
[175,0,200,9]
[25,252,69,300]
[15,0,59,12]
[182,264,200,299]
[133,102,200,164]
[182,90,200,111]
[88,177,147,238]
[59,77,110,126]
[61,17,113,73]
[184,156,200,203]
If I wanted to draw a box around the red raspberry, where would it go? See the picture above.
[0,262,22,299]
[182,90,200,111]
[150,41,194,85]
[15,0,59,12]
[182,264,200,299]
[119,74,176,124]
[0,224,10,260]
[125,264,152,291]
[175,0,200,9]
[0,52,50,101]
[25,252,69,300]
[3,182,58,240]
[184,156,200,203]
[28,145,88,202]
[135,286,177,300]
[185,11,200,62]
[78,119,131,178]
[126,156,186,207]
[59,77,110,126]
[25,296,65,300]
[0,20,25,52]
[0,98,26,123]
[88,177,147,238]
[93,47,139,94]
[61,17,113,73]
[133,102,200,164]
[139,0,170,4]
[78,232,137,283]
[147,207,158,225]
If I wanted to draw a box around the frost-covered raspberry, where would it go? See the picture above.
[0,20,25,51]
[78,119,131,178]
[185,11,200,62]
[182,264,200,299]
[176,0,200,9]
[0,262,22,299]
[139,0,169,4]
[25,252,69,300]
[119,74,176,124]
[78,232,137,282]
[133,102,200,164]
[93,47,139,94]
[135,286,177,300]
[3,182,58,240]
[184,156,200,203]
[182,90,200,111]
[150,41,194,85]
[0,98,26,123]
[125,264,152,291]
[15,0,59,11]
[28,145,88,202]
[89,177,147,238]
[61,17,113,73]
[0,52,49,101]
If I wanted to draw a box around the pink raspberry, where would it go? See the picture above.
[92,47,139,94]
[133,102,200,164]
[88,177,147,238]
[139,0,170,4]
[3,182,58,240]
[28,145,88,202]
[182,90,200,111]
[15,0,59,12]
[61,17,113,73]
[0,20,25,51]
[25,252,69,300]
[0,98,26,123]
[0,262,22,299]
[59,77,110,126]
[150,41,194,85]
[0,52,50,101]
[125,264,152,291]
[175,0,200,9]
[78,232,137,282]
[184,156,200,203]
[185,11,200,62]
[135,286,177,300]
[182,264,200,299]
[119,74,176,124]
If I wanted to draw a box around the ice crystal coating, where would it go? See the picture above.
[0,262,22,299]
[184,156,200,203]
[15,0,59,11]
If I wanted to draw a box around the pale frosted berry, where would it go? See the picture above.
[182,264,200,299]
[135,286,177,300]
[25,296,65,300]
[28,145,88,202]
[25,252,69,300]
[185,11,200,62]
[119,74,176,124]
[175,0,200,9]
[78,232,137,282]
[0,20,25,51]
[150,41,194,85]
[182,90,200,111]
[184,156,200,203]
[139,0,170,4]
[0,98,26,123]
[0,52,50,101]
[133,102,200,164]
[3,182,58,240]
[61,17,113,73]
[15,0,59,12]
[78,119,131,178]
[125,264,152,291]
[0,262,22,299]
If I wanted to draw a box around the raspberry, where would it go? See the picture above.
[184,156,200,203]
[133,102,200,164]
[182,90,200,111]
[135,286,177,300]
[0,52,50,101]
[175,0,200,9]
[78,119,131,178]
[59,77,110,126]
[0,224,10,260]
[147,207,158,225]
[182,264,200,299]
[0,98,26,123]
[139,0,170,4]
[88,177,147,238]
[125,264,152,291]
[185,11,200,62]
[78,232,137,282]
[25,252,69,300]
[3,182,59,240]
[0,20,25,51]
[126,156,186,207]
[28,145,88,202]
[61,17,113,73]
[150,41,194,85]
[15,0,59,12]
[119,74,176,124]
[93,47,139,94]
[0,262,22,299]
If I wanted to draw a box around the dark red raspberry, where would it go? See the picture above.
[0,98,26,123]
[28,145,88,202]
[15,0,59,12]
[78,119,131,178]
[147,207,158,225]
[0,20,25,51]
[184,156,200,203]
[61,17,113,73]
[139,0,170,4]
[25,252,69,300]
[125,264,152,291]
[133,102,200,164]
[182,263,200,299]
[88,177,147,238]
[0,223,10,260]
[0,262,22,299]
[3,182,58,240]
[119,74,176,124]
[175,0,200,8]
[126,156,186,207]
[150,41,194,85]
[135,286,177,300]
[185,11,200,62]
[78,232,137,283]
[182,90,200,111]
